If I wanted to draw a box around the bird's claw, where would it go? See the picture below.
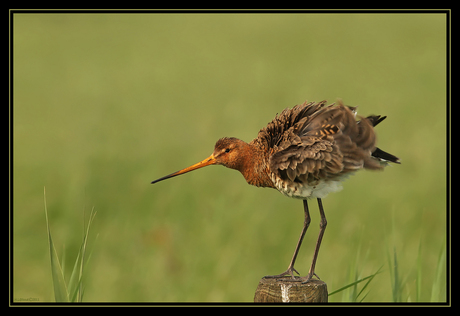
[301,272,321,284]
[263,266,301,280]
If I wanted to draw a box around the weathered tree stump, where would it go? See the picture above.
[254,278,328,303]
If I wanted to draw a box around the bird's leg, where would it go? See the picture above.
[264,200,311,280]
[302,198,327,283]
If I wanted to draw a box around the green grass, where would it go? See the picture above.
[430,237,447,302]
[13,12,447,303]
[328,266,383,302]
[44,187,97,302]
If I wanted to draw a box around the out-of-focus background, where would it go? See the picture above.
[13,13,447,302]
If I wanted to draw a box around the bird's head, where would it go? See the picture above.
[151,137,248,184]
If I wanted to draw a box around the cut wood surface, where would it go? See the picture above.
[254,278,328,303]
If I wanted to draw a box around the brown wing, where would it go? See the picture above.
[252,100,328,152]
[264,100,383,184]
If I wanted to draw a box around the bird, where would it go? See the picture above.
[151,99,400,283]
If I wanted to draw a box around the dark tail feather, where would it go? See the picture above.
[366,114,400,164]
[367,115,387,127]
[372,147,400,164]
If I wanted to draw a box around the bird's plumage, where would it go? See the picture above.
[247,100,399,198]
[152,99,399,198]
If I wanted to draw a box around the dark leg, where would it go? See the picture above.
[264,200,311,279]
[302,198,327,283]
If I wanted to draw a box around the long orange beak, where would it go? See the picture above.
[151,154,217,184]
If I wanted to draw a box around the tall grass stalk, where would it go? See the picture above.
[416,241,422,302]
[44,187,97,302]
[386,240,446,303]
[387,247,403,302]
[430,237,446,302]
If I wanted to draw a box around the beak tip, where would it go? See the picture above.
[150,154,216,186]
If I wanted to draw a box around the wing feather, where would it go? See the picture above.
[266,100,383,183]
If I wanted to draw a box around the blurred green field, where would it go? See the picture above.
[12,13,447,303]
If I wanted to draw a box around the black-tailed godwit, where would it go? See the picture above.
[151,100,400,283]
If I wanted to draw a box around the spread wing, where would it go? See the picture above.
[257,100,382,184]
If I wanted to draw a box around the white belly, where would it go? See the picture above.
[271,173,354,199]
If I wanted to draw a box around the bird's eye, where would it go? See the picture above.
[225,148,230,153]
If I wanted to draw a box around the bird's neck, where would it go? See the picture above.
[236,143,275,189]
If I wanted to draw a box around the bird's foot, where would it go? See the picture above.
[300,272,321,284]
[263,266,300,280]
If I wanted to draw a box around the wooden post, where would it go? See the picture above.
[254,278,328,303]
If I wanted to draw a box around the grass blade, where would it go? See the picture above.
[68,207,97,302]
[44,187,69,302]
[328,267,382,298]
[68,249,82,302]
[328,275,372,297]
[391,247,401,302]
[416,241,422,302]
[430,237,446,302]
[356,265,383,302]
